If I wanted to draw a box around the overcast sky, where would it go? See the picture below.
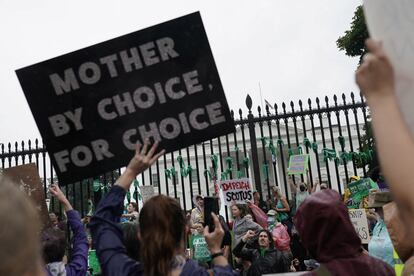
[0,0,362,145]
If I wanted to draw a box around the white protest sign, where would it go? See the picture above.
[363,1,414,135]
[220,178,253,206]
[140,185,155,203]
[349,209,371,244]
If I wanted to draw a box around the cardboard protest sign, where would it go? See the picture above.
[3,163,50,228]
[287,154,309,175]
[139,185,155,203]
[346,178,378,209]
[220,178,253,206]
[363,1,414,136]
[349,209,370,244]
[16,12,235,185]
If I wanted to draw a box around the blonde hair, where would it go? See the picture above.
[272,186,283,198]
[0,176,42,276]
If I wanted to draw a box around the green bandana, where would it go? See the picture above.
[259,248,267,257]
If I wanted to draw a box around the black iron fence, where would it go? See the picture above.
[1,92,371,220]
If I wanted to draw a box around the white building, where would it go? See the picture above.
[138,115,367,211]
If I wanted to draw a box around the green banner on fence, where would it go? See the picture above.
[287,154,310,175]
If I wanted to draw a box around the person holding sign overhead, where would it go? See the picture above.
[356,38,414,275]
[90,140,236,275]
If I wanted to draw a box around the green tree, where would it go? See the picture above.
[337,5,379,178]
[336,5,369,64]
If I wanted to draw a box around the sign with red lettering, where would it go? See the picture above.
[15,12,235,185]
[220,178,253,206]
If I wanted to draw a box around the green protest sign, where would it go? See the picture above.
[287,154,309,175]
[88,250,101,275]
[190,234,211,263]
[347,178,378,209]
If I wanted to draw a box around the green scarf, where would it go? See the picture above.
[259,248,267,257]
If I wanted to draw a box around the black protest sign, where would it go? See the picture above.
[16,12,235,185]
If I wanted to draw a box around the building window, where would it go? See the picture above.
[151,173,159,187]
[191,170,198,183]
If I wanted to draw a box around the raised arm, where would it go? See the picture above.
[116,140,165,191]
[356,39,414,240]
[232,230,255,259]
[90,140,164,275]
[311,179,319,194]
[49,185,88,275]
[288,177,298,192]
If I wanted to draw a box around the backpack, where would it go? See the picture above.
[271,223,290,251]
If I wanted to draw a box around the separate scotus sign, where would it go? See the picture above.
[220,178,253,206]
[16,12,235,185]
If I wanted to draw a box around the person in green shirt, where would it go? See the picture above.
[190,225,211,265]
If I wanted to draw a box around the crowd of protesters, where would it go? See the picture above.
[1,38,414,275]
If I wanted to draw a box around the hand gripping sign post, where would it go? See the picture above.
[16,12,235,185]
[220,178,253,206]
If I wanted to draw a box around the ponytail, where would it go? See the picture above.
[139,195,185,275]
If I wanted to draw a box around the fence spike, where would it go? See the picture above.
[257,105,262,117]
[230,110,234,119]
[274,103,278,114]
[290,101,295,113]
[359,91,364,102]
[245,94,253,111]
[333,94,338,103]
[238,108,243,120]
